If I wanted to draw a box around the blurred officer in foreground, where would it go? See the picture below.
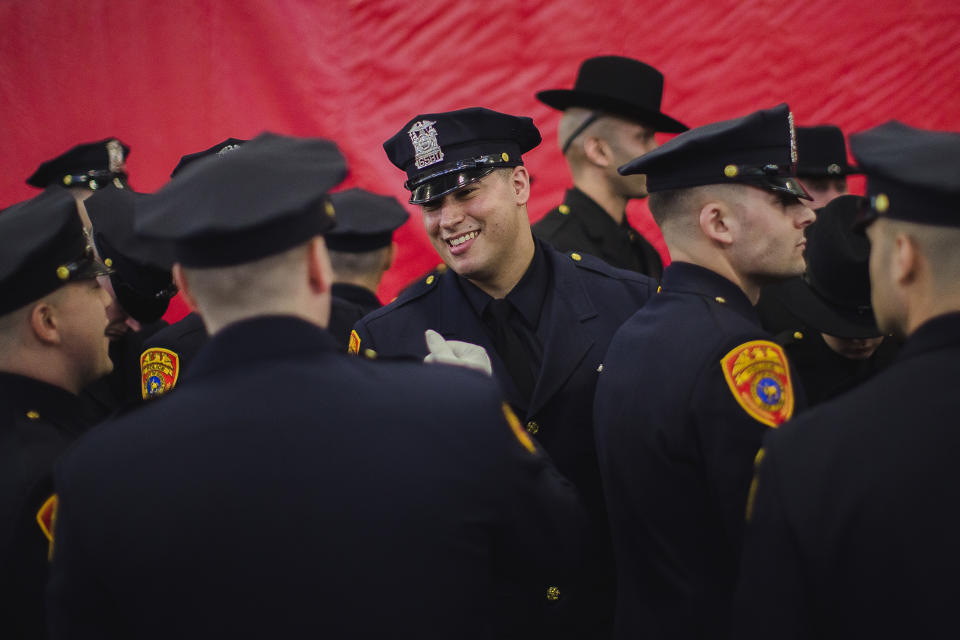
[735,123,960,638]
[353,107,654,638]
[594,104,814,639]
[759,195,898,405]
[45,132,586,639]
[0,189,112,639]
[534,56,688,278]
[26,138,131,227]
[328,188,409,315]
[79,185,177,417]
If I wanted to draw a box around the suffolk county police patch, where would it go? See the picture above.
[720,340,794,427]
[140,347,181,399]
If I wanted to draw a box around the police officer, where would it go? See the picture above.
[533,56,688,278]
[46,132,587,639]
[353,107,654,638]
[759,195,897,405]
[593,104,814,639]
[26,138,131,226]
[794,124,858,210]
[80,184,178,417]
[735,122,960,639]
[0,189,112,639]
[136,139,368,396]
[326,188,409,338]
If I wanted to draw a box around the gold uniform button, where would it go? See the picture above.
[56,266,70,281]
[26,410,40,420]
[526,421,539,435]
[656,285,662,294]
[597,364,604,373]
[501,152,510,162]
[793,331,804,340]
[570,253,582,262]
[715,296,726,304]
[104,258,113,268]
[426,275,435,285]
[546,586,560,601]
[62,175,73,186]
[363,348,377,359]
[558,204,570,215]
[724,164,739,178]
[324,201,335,217]
[874,193,890,213]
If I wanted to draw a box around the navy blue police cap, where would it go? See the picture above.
[383,107,541,205]
[796,125,859,177]
[0,188,112,315]
[327,188,410,252]
[619,103,811,200]
[170,138,248,177]
[26,138,130,190]
[850,121,960,229]
[136,132,346,268]
[85,185,177,323]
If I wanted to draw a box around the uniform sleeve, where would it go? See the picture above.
[348,318,375,356]
[733,435,811,639]
[45,464,123,640]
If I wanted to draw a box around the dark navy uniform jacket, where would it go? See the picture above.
[0,373,90,640]
[47,316,586,639]
[735,312,960,640]
[594,262,805,640]
[533,188,663,279]
[352,239,653,637]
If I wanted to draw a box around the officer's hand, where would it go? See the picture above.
[423,329,493,376]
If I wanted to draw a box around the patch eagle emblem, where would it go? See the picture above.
[720,340,794,427]
[140,347,181,399]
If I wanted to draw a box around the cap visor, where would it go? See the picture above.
[410,168,495,205]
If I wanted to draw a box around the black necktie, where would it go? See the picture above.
[486,299,537,403]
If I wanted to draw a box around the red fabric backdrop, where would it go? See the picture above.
[2,0,959,320]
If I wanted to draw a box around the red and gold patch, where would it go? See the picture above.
[720,340,794,427]
[140,348,180,400]
[502,403,537,455]
[348,330,361,355]
[36,493,58,560]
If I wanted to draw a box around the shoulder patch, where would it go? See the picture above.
[720,340,794,427]
[502,403,537,455]
[140,347,181,400]
[36,493,57,560]
[348,330,361,355]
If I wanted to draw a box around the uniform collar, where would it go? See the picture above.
[660,261,761,326]
[0,372,88,434]
[185,315,339,381]
[459,239,550,328]
[564,187,633,239]
[897,311,960,363]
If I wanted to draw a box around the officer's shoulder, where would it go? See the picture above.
[556,248,654,286]
[359,268,446,326]
[532,206,574,237]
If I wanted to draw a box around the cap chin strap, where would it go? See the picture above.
[561,111,603,154]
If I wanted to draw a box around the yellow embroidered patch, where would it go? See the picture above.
[502,403,537,455]
[36,494,58,560]
[720,340,794,427]
[140,348,180,400]
[348,330,361,355]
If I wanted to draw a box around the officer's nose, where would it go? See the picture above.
[796,204,816,228]
[438,199,465,229]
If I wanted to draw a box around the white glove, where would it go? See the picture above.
[423,329,493,376]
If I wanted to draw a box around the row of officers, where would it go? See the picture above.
[2,55,958,639]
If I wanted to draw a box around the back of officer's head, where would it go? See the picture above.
[135,133,347,335]
[0,189,114,392]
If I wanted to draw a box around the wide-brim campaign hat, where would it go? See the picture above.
[796,125,860,177]
[776,195,880,338]
[536,56,688,133]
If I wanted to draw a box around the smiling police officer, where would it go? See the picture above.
[351,107,654,638]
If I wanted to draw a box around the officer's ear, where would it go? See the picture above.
[28,298,61,346]
[582,136,613,169]
[171,264,200,313]
[699,200,734,246]
[510,166,531,206]
[307,236,333,295]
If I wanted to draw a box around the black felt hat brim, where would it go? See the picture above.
[773,277,881,339]
[536,89,688,133]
